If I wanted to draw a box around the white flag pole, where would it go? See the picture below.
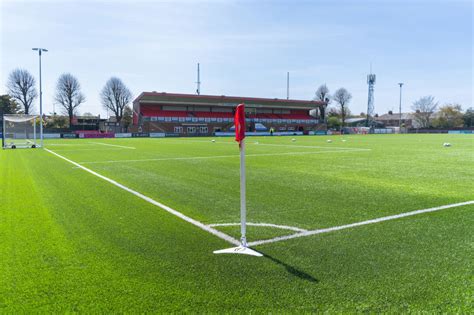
[240,138,247,247]
[213,106,262,256]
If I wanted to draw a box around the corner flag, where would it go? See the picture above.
[213,103,262,257]
[235,103,245,146]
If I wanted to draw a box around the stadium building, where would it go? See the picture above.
[132,92,326,136]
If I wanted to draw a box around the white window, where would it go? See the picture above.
[174,126,183,133]
[187,127,196,134]
[199,126,208,134]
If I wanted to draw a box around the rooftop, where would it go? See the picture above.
[376,113,414,120]
[134,92,325,110]
[345,117,366,123]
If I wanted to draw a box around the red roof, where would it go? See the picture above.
[133,91,325,109]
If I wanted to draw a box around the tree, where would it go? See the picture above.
[314,84,330,121]
[100,77,133,123]
[82,112,95,117]
[463,107,474,127]
[432,104,464,128]
[333,88,352,127]
[327,107,339,117]
[6,69,37,114]
[328,106,351,119]
[327,116,341,130]
[411,96,438,128]
[0,94,22,115]
[45,115,69,129]
[54,73,86,126]
[122,106,133,132]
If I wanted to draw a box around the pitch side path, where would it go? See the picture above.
[1,134,473,312]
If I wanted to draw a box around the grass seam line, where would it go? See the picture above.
[247,200,474,247]
[44,148,241,246]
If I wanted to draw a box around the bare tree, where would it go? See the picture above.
[6,69,37,114]
[411,96,438,128]
[314,84,330,121]
[333,88,352,127]
[100,77,133,123]
[54,73,86,126]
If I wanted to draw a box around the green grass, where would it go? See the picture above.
[1,134,473,312]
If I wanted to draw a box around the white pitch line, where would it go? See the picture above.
[168,139,368,151]
[44,148,240,246]
[247,200,474,247]
[209,222,308,232]
[249,142,369,150]
[49,148,130,152]
[47,143,85,146]
[164,139,235,145]
[90,142,136,149]
[78,149,370,165]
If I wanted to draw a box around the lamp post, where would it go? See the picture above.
[32,48,48,147]
[398,83,403,129]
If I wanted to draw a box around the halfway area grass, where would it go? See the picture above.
[1,134,473,312]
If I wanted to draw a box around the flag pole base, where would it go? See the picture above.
[213,245,263,257]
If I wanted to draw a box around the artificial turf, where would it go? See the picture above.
[0,134,473,312]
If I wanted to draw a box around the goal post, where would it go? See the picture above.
[2,114,39,149]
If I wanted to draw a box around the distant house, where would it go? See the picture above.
[375,112,417,128]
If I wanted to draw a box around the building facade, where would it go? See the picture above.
[375,112,416,128]
[132,92,326,136]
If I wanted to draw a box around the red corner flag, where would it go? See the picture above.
[235,104,245,146]
[213,102,262,256]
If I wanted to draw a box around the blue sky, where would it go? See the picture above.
[1,0,472,117]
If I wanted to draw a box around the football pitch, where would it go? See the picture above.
[1,134,473,312]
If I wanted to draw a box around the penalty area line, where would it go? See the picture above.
[247,200,474,247]
[44,148,240,246]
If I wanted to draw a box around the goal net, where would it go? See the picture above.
[2,114,39,149]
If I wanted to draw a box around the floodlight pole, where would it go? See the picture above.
[32,48,48,147]
[398,83,403,129]
[196,63,201,95]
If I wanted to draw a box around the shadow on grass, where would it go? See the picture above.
[260,251,319,283]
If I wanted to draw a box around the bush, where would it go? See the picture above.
[327,116,341,130]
